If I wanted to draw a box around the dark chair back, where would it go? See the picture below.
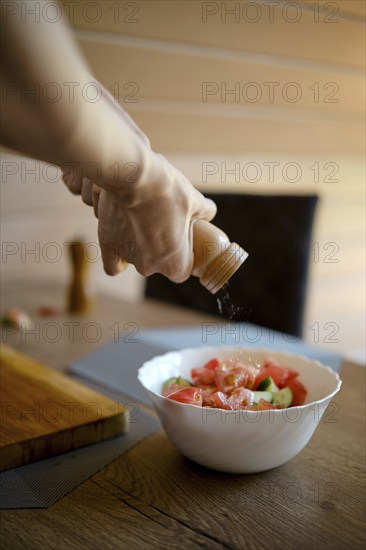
[145,194,318,337]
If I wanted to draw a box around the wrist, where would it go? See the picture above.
[107,150,173,209]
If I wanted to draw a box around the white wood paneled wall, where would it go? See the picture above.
[1,0,365,361]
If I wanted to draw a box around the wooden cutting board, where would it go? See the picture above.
[0,344,128,471]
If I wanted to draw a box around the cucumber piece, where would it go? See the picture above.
[176,376,192,388]
[162,377,177,393]
[257,376,279,392]
[272,387,293,407]
[252,391,274,404]
[162,376,191,393]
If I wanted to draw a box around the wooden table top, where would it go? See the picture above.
[0,283,365,550]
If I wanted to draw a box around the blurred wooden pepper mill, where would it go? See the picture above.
[67,240,93,314]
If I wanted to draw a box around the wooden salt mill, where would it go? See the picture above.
[67,240,93,314]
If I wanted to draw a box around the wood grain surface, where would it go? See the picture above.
[0,287,364,549]
[0,360,364,549]
[0,345,127,471]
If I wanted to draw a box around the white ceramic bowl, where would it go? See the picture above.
[138,346,342,474]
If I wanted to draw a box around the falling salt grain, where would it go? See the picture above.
[216,282,250,321]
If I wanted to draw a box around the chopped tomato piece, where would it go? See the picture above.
[191,367,215,385]
[248,398,276,411]
[210,388,254,410]
[162,383,181,397]
[201,386,216,407]
[213,364,256,393]
[227,388,254,408]
[283,368,299,384]
[203,358,220,370]
[167,387,203,406]
[213,368,234,393]
[253,358,299,389]
[191,358,220,385]
[264,358,299,385]
[211,391,233,410]
[261,364,289,388]
[162,376,191,396]
[287,378,307,406]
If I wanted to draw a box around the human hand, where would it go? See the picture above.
[64,154,216,282]
[62,85,216,282]
[96,154,216,282]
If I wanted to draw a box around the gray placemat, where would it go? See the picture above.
[0,388,160,509]
[70,341,167,406]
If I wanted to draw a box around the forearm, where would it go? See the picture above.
[1,2,219,283]
[1,0,149,194]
